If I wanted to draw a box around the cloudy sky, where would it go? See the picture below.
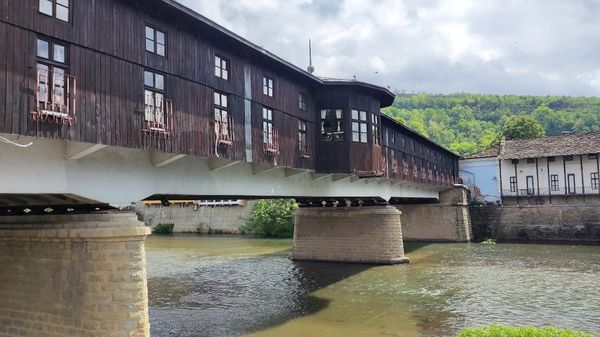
[177,0,600,96]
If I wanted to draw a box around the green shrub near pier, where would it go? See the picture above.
[152,223,174,234]
[457,325,593,337]
[241,199,297,238]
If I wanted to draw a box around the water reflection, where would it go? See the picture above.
[146,236,600,337]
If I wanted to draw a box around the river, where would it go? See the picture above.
[146,235,600,337]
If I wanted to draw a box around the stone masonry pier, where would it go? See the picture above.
[0,213,151,337]
[292,205,410,264]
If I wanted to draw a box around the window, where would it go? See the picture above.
[263,76,273,97]
[262,107,273,144]
[298,120,307,153]
[564,155,574,161]
[589,154,599,160]
[214,92,230,138]
[321,109,344,141]
[39,0,69,22]
[551,174,560,191]
[526,176,534,195]
[36,38,69,113]
[509,176,517,192]
[351,109,368,143]
[215,54,229,80]
[372,114,380,145]
[527,158,535,164]
[298,93,307,111]
[592,172,599,191]
[145,26,166,57]
[144,70,166,125]
[567,174,576,194]
[511,159,519,165]
[548,156,556,162]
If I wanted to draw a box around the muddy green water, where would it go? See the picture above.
[146,235,600,337]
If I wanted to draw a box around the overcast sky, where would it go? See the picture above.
[177,0,600,96]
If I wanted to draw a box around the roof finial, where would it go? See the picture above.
[307,39,315,74]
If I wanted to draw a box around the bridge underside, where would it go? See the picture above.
[0,134,442,210]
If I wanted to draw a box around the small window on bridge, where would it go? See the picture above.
[351,109,368,143]
[372,114,380,145]
[321,109,344,141]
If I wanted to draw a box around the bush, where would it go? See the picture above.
[457,325,593,337]
[152,223,174,234]
[240,199,297,238]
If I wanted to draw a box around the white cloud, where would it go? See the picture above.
[176,0,600,96]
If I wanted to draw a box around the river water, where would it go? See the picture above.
[146,235,600,337]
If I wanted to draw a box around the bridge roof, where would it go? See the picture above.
[158,0,395,107]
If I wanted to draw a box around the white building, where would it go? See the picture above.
[498,132,600,204]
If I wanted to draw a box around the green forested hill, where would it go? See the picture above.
[382,93,600,156]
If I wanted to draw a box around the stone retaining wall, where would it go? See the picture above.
[470,204,600,242]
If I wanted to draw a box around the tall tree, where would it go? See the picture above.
[501,115,545,139]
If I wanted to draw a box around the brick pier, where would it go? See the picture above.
[0,213,151,337]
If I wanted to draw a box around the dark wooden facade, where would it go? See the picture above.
[0,0,458,186]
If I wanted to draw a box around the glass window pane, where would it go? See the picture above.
[156,44,165,56]
[222,95,227,108]
[154,74,164,90]
[215,56,220,67]
[352,133,359,142]
[214,92,220,105]
[360,123,367,133]
[215,66,220,77]
[145,27,154,40]
[336,110,342,119]
[156,31,165,44]
[352,122,358,132]
[57,0,69,6]
[268,110,272,120]
[56,5,69,22]
[144,71,154,87]
[221,60,227,70]
[37,39,49,59]
[268,88,273,97]
[53,44,65,63]
[263,108,267,119]
[145,39,154,52]
[39,0,53,15]
[222,70,228,80]
[351,110,358,120]
[263,86,268,95]
[360,110,367,121]
[321,110,326,119]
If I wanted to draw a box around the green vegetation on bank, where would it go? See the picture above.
[240,199,298,238]
[152,223,174,234]
[457,325,593,337]
[383,93,600,155]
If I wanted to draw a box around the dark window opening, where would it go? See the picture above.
[564,155,574,161]
[548,156,556,162]
[321,109,344,141]
[299,93,307,111]
[511,159,519,165]
[527,158,535,164]
[589,154,599,160]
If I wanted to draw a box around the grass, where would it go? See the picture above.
[457,325,593,337]
[152,223,174,234]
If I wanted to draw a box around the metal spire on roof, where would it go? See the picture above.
[307,39,315,74]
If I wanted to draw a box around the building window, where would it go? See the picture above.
[215,54,229,80]
[262,107,273,144]
[298,93,307,111]
[548,156,556,162]
[372,114,380,145]
[144,70,165,124]
[589,154,599,160]
[39,0,69,22]
[263,77,273,97]
[511,159,519,165]
[509,176,517,192]
[298,120,308,153]
[526,176,534,195]
[567,174,576,194]
[321,109,344,141]
[564,155,574,161]
[36,38,69,113]
[551,174,560,191]
[145,26,166,57]
[351,109,368,143]
[592,172,599,191]
[527,158,535,164]
[214,91,230,139]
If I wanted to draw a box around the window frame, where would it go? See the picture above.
[262,76,274,97]
[591,172,599,191]
[298,119,308,151]
[550,174,560,191]
[372,113,380,145]
[320,109,344,141]
[509,176,517,193]
[214,53,229,80]
[36,37,69,110]
[143,70,166,125]
[262,106,274,145]
[145,24,167,57]
[351,109,368,143]
[214,91,230,138]
[298,92,307,111]
[39,0,70,23]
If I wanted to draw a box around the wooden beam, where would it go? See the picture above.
[208,159,241,172]
[66,142,106,160]
[151,152,186,168]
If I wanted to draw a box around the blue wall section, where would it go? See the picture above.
[459,158,501,203]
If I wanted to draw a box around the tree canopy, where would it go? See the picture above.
[382,93,600,155]
[501,115,545,140]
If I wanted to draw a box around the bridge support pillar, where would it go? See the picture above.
[292,205,409,264]
[0,213,151,337]
[396,185,472,242]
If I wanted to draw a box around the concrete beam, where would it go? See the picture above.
[66,142,106,160]
[332,174,351,182]
[207,159,241,172]
[252,163,280,175]
[311,173,333,181]
[285,168,306,178]
[151,152,186,168]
